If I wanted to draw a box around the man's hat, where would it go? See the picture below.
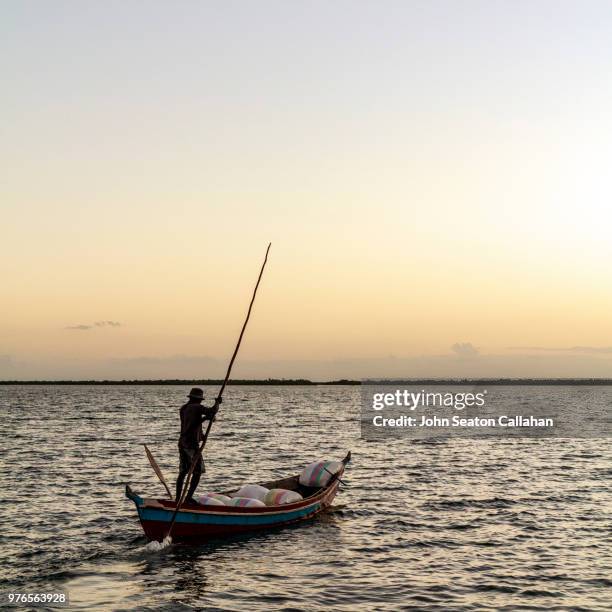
[188,387,205,400]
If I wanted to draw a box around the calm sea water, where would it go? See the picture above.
[0,385,610,611]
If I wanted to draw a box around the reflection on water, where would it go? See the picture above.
[66,563,144,610]
[0,385,610,610]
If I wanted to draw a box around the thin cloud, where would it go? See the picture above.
[569,346,612,354]
[65,321,122,330]
[451,342,479,357]
[508,346,612,354]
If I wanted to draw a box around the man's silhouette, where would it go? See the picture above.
[176,388,221,504]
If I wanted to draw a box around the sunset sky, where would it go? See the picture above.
[2,1,612,379]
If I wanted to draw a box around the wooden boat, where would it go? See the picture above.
[125,451,351,542]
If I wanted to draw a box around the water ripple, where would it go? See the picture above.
[0,385,610,610]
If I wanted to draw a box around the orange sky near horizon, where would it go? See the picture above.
[2,1,612,379]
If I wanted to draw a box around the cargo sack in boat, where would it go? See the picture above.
[229,497,266,508]
[299,460,343,487]
[197,494,227,506]
[232,484,269,502]
[201,492,232,504]
[264,488,303,506]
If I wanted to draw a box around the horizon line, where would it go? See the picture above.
[2,378,612,386]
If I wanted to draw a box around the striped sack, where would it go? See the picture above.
[197,494,226,506]
[201,492,232,504]
[299,460,343,487]
[264,489,303,506]
[229,497,266,508]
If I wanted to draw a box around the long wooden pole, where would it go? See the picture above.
[165,243,271,541]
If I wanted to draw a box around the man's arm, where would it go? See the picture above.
[201,397,222,422]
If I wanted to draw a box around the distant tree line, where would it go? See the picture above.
[1,378,612,385]
[0,378,358,385]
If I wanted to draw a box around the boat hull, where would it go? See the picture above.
[126,454,349,543]
[136,482,338,542]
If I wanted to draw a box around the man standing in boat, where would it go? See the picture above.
[176,388,221,504]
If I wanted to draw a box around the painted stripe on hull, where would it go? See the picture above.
[138,501,322,526]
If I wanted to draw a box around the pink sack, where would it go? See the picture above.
[229,497,266,508]
[299,460,343,487]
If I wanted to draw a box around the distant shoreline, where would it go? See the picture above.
[1,378,612,385]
